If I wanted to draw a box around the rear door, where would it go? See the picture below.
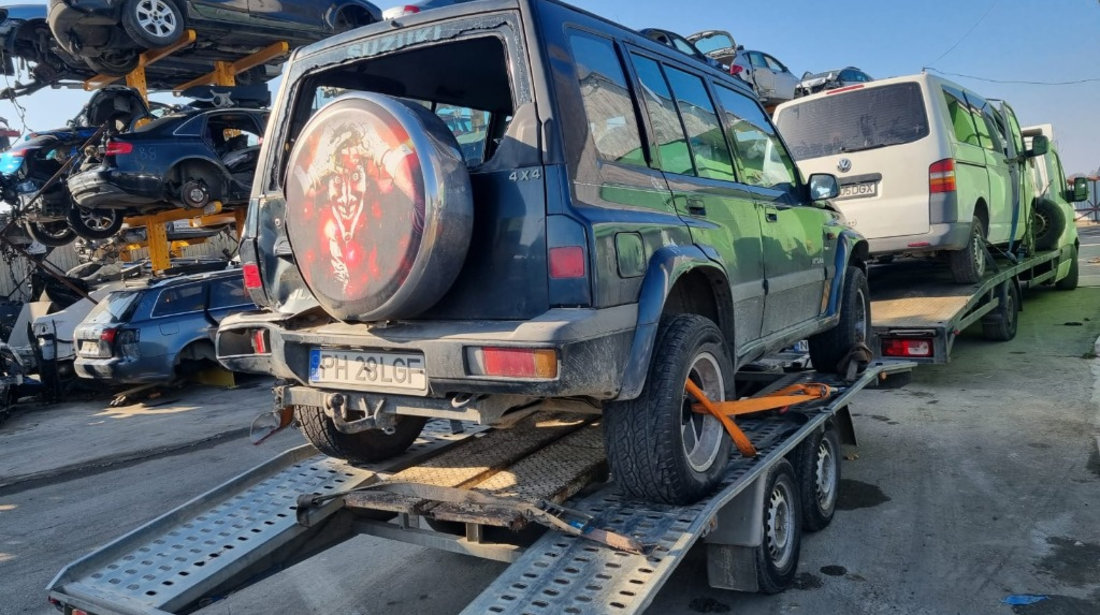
[627,50,766,348]
[994,101,1031,243]
[207,276,256,325]
[964,91,1012,242]
[763,54,798,101]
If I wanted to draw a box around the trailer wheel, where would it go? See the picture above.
[755,458,802,594]
[808,266,870,374]
[604,314,733,505]
[1055,245,1079,291]
[296,405,427,463]
[949,215,988,284]
[981,281,1019,341]
[798,426,840,532]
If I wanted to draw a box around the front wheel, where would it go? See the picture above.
[122,0,185,48]
[67,206,123,240]
[808,266,870,374]
[604,314,733,505]
[25,220,76,247]
[1055,245,1079,291]
[296,404,427,464]
[949,216,988,284]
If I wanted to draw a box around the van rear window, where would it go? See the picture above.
[775,83,929,161]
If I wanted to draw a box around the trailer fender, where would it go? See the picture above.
[825,231,869,317]
[617,245,731,401]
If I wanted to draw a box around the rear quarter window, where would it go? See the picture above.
[152,284,207,317]
[775,82,930,160]
[568,31,647,168]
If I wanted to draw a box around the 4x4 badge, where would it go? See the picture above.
[837,158,852,173]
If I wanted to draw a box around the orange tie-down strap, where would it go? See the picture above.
[684,380,835,458]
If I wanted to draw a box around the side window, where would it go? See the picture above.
[662,66,736,182]
[568,31,646,167]
[1051,150,1067,194]
[630,54,692,175]
[713,84,799,190]
[748,51,767,68]
[206,113,263,156]
[764,55,787,73]
[962,93,996,152]
[153,284,206,317]
[942,87,980,147]
[209,278,252,310]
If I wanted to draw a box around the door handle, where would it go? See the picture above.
[765,212,779,222]
[686,198,706,216]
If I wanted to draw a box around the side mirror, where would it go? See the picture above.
[1026,134,1049,158]
[808,173,839,200]
[1069,176,1090,203]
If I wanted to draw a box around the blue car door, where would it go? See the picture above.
[206,276,257,326]
[248,0,319,27]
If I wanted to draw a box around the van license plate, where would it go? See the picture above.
[309,349,427,393]
[838,181,877,199]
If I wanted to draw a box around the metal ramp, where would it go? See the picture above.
[47,421,479,615]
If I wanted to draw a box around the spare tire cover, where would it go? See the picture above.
[284,93,473,322]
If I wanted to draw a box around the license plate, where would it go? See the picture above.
[838,181,878,199]
[79,341,99,355]
[309,349,427,392]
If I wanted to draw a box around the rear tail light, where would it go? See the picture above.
[242,262,262,289]
[729,64,744,76]
[549,246,585,279]
[100,327,118,345]
[466,347,558,379]
[251,329,269,354]
[400,5,420,12]
[104,140,133,156]
[929,158,957,193]
[882,338,933,358]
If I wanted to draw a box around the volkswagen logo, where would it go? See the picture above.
[837,158,852,173]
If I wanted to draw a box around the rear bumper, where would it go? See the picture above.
[74,354,170,384]
[868,221,972,256]
[69,169,161,209]
[216,306,638,401]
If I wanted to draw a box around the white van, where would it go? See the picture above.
[774,72,1046,283]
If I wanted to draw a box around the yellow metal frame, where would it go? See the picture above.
[81,34,288,273]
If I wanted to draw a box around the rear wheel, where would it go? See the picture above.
[25,220,76,247]
[1055,245,1079,291]
[67,206,123,240]
[808,266,870,374]
[122,0,185,48]
[603,314,733,505]
[754,459,802,594]
[296,404,427,463]
[798,426,840,532]
[981,281,1019,341]
[949,216,987,284]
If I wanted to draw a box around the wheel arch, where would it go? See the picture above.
[617,245,735,401]
[824,230,868,318]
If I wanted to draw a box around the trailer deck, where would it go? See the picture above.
[48,361,912,615]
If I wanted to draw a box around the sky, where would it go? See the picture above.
[2,0,1099,174]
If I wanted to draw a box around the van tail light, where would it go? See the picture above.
[242,262,262,289]
[549,246,585,279]
[104,140,133,156]
[466,347,558,379]
[729,64,744,76]
[882,338,933,358]
[929,158,956,193]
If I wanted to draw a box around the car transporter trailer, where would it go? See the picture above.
[47,358,912,615]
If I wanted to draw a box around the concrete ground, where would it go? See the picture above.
[1,226,1098,615]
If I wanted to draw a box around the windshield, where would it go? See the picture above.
[84,291,140,324]
[775,82,930,160]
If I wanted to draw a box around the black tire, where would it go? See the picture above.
[296,404,427,463]
[25,220,76,247]
[981,281,1019,341]
[949,215,988,284]
[603,314,734,505]
[84,52,141,76]
[1055,245,1079,291]
[67,206,123,240]
[1032,199,1066,251]
[798,426,840,532]
[121,0,185,48]
[754,458,802,594]
[808,266,870,374]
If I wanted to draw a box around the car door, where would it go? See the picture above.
[207,276,256,325]
[763,54,798,101]
[149,283,208,359]
[993,101,1031,243]
[964,91,1012,242]
[745,51,772,96]
[249,0,318,27]
[712,83,825,335]
[190,0,249,20]
[627,51,766,349]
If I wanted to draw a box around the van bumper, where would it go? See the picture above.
[868,221,972,256]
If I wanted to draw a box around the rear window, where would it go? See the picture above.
[85,291,141,325]
[775,82,930,161]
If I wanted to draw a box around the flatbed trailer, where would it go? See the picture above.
[47,360,912,615]
[870,246,1068,364]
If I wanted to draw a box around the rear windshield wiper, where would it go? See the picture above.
[839,143,890,154]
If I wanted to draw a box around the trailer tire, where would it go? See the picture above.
[808,266,870,374]
[949,215,988,284]
[604,314,733,505]
[755,458,802,594]
[1055,245,1079,291]
[981,281,1019,341]
[296,405,427,463]
[798,426,840,532]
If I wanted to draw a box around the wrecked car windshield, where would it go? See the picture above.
[776,82,930,160]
